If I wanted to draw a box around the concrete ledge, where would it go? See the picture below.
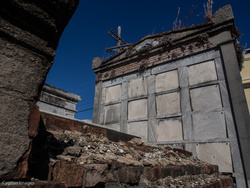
[40,111,139,142]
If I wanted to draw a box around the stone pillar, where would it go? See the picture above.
[220,42,250,186]
[0,0,79,178]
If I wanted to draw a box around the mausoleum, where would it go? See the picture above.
[92,5,250,187]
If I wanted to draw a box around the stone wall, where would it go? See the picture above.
[92,5,250,187]
[0,0,79,178]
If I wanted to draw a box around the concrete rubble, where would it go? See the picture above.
[47,129,234,187]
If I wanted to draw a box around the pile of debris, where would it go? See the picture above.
[47,130,233,187]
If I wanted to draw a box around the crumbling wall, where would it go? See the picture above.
[0,0,79,178]
[36,112,234,187]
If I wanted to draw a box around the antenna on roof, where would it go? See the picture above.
[106,26,131,53]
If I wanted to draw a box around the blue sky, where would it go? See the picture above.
[45,0,249,120]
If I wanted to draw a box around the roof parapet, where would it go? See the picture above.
[212,5,234,24]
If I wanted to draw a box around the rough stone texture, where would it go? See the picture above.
[83,164,109,187]
[92,57,102,69]
[1,144,32,180]
[51,160,84,187]
[0,0,79,178]
[41,111,138,143]
[212,5,234,24]
[46,129,233,187]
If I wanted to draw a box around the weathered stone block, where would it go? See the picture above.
[156,119,183,141]
[188,60,217,85]
[105,85,121,103]
[0,96,30,177]
[155,70,179,92]
[143,166,162,181]
[128,78,147,98]
[52,160,84,187]
[105,104,121,124]
[127,121,148,142]
[83,164,109,187]
[192,112,227,139]
[196,142,233,172]
[161,165,185,178]
[190,85,222,111]
[119,167,142,184]
[0,0,79,177]
[128,99,148,120]
[156,92,180,116]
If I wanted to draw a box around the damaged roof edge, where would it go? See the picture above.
[92,5,235,70]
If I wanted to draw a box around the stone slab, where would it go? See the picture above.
[188,60,217,86]
[156,92,180,116]
[156,118,183,141]
[104,104,121,124]
[128,77,147,98]
[155,70,179,92]
[192,112,227,140]
[128,99,148,120]
[105,84,121,103]
[127,121,148,142]
[190,85,222,111]
[196,142,233,172]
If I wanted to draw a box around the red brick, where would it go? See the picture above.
[51,160,84,187]
[201,177,233,188]
[119,167,142,184]
[143,166,162,181]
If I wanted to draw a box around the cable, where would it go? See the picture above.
[68,81,94,91]
[77,101,94,107]
[74,85,95,93]
[77,108,93,113]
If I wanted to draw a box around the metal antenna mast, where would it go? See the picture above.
[106,26,131,53]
